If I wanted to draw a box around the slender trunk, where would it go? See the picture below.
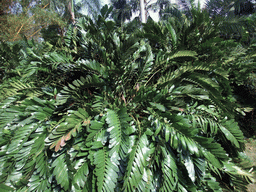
[140,0,146,23]
[68,0,75,24]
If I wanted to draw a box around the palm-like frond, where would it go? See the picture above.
[0,80,43,102]
[159,146,178,191]
[94,147,119,191]
[205,0,256,44]
[52,154,70,190]
[122,133,153,191]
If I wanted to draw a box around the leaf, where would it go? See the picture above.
[0,183,14,191]
[73,160,90,189]
[106,109,122,156]
[52,154,69,191]
[46,109,88,151]
[166,23,177,48]
[123,134,153,191]
[184,155,195,182]
[219,125,240,148]
[94,148,119,191]
[86,120,106,147]
[169,50,197,60]
[204,173,222,192]
[149,102,166,112]
[193,158,206,180]
[160,146,178,191]
[136,43,154,82]
[28,172,50,192]
[220,119,244,148]
[106,108,134,160]
[6,123,38,154]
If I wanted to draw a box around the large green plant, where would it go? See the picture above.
[0,5,254,192]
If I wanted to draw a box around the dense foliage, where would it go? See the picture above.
[0,4,256,192]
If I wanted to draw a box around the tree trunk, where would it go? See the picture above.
[140,0,146,23]
[68,0,75,24]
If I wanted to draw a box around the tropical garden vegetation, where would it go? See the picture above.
[0,0,256,191]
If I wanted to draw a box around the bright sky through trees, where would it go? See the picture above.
[100,0,206,7]
[147,0,207,21]
[94,0,206,22]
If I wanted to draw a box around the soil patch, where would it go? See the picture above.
[245,138,256,192]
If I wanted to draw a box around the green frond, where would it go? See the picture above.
[0,184,14,192]
[52,154,70,191]
[136,43,154,83]
[64,25,75,48]
[185,75,232,114]
[80,59,108,78]
[186,104,244,151]
[6,123,38,155]
[203,173,223,192]
[123,134,154,191]
[196,137,227,168]
[222,161,254,191]
[73,160,90,190]
[193,157,206,180]
[192,114,219,135]
[158,64,234,116]
[45,108,89,152]
[94,147,119,191]
[166,22,178,49]
[106,108,134,158]
[32,134,49,179]
[159,146,178,191]
[15,138,36,173]
[149,102,166,112]
[157,65,193,86]
[220,119,244,148]
[86,118,106,148]
[169,50,197,60]
[149,110,227,170]
[106,109,122,156]
[56,73,106,106]
[0,80,43,101]
[0,105,21,128]
[184,154,196,182]
[28,175,50,192]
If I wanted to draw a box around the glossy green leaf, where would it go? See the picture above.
[52,154,69,191]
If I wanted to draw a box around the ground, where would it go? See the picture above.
[245,137,256,192]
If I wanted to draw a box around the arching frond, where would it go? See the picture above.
[159,146,178,191]
[52,154,70,190]
[45,108,89,152]
[123,134,153,191]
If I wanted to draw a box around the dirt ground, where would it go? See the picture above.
[245,138,256,192]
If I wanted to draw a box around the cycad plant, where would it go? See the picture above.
[205,0,256,44]
[0,5,254,192]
